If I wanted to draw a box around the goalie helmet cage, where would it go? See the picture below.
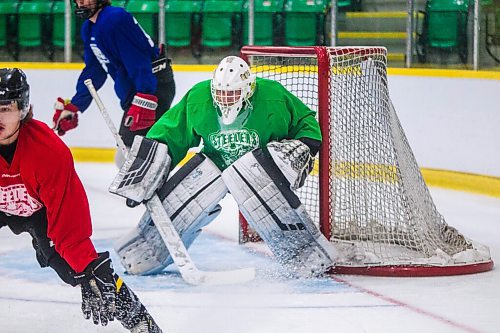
[239,46,493,277]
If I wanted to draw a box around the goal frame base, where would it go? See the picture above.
[327,261,494,277]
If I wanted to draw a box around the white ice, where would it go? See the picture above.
[0,162,498,333]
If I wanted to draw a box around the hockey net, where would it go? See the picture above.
[239,46,493,276]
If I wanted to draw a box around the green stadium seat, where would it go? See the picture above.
[242,0,284,46]
[51,1,76,48]
[0,2,19,48]
[201,0,244,48]
[165,0,203,47]
[426,0,468,49]
[416,0,469,63]
[283,0,328,46]
[126,0,159,42]
[17,1,53,48]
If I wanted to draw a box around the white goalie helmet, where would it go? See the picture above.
[211,56,256,125]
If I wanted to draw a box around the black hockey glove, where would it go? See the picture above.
[75,252,117,326]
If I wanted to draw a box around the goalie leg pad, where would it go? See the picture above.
[115,154,228,275]
[222,149,338,277]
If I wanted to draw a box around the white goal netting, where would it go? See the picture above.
[240,46,492,276]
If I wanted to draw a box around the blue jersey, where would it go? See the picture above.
[71,6,159,112]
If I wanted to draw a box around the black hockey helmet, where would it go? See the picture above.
[73,0,110,20]
[0,68,30,120]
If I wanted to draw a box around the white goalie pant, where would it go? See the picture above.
[114,154,228,275]
[222,149,338,277]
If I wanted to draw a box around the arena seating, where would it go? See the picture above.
[416,0,469,64]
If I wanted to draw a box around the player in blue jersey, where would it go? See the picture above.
[52,0,176,150]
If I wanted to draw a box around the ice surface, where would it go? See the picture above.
[0,163,498,333]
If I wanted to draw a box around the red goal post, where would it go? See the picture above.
[238,46,494,277]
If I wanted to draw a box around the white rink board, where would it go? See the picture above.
[22,68,500,177]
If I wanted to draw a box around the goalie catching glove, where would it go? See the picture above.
[267,139,316,190]
[52,97,79,136]
[125,93,158,131]
[109,136,171,204]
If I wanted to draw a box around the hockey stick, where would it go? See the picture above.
[84,79,255,286]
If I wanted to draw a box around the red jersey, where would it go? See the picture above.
[0,119,97,273]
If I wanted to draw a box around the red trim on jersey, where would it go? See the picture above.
[0,120,97,273]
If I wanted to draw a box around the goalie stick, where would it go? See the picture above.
[84,79,255,286]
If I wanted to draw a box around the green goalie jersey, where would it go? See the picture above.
[146,77,322,170]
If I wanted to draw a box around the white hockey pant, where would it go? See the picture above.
[222,149,337,278]
[114,154,228,275]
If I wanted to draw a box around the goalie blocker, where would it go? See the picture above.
[109,136,171,204]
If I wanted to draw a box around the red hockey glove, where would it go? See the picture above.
[125,93,158,132]
[52,97,79,136]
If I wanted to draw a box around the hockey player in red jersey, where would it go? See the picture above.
[0,68,162,332]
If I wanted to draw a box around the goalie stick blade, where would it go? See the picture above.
[180,266,256,286]
[145,197,256,286]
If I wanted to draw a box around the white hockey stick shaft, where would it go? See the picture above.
[84,79,255,285]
